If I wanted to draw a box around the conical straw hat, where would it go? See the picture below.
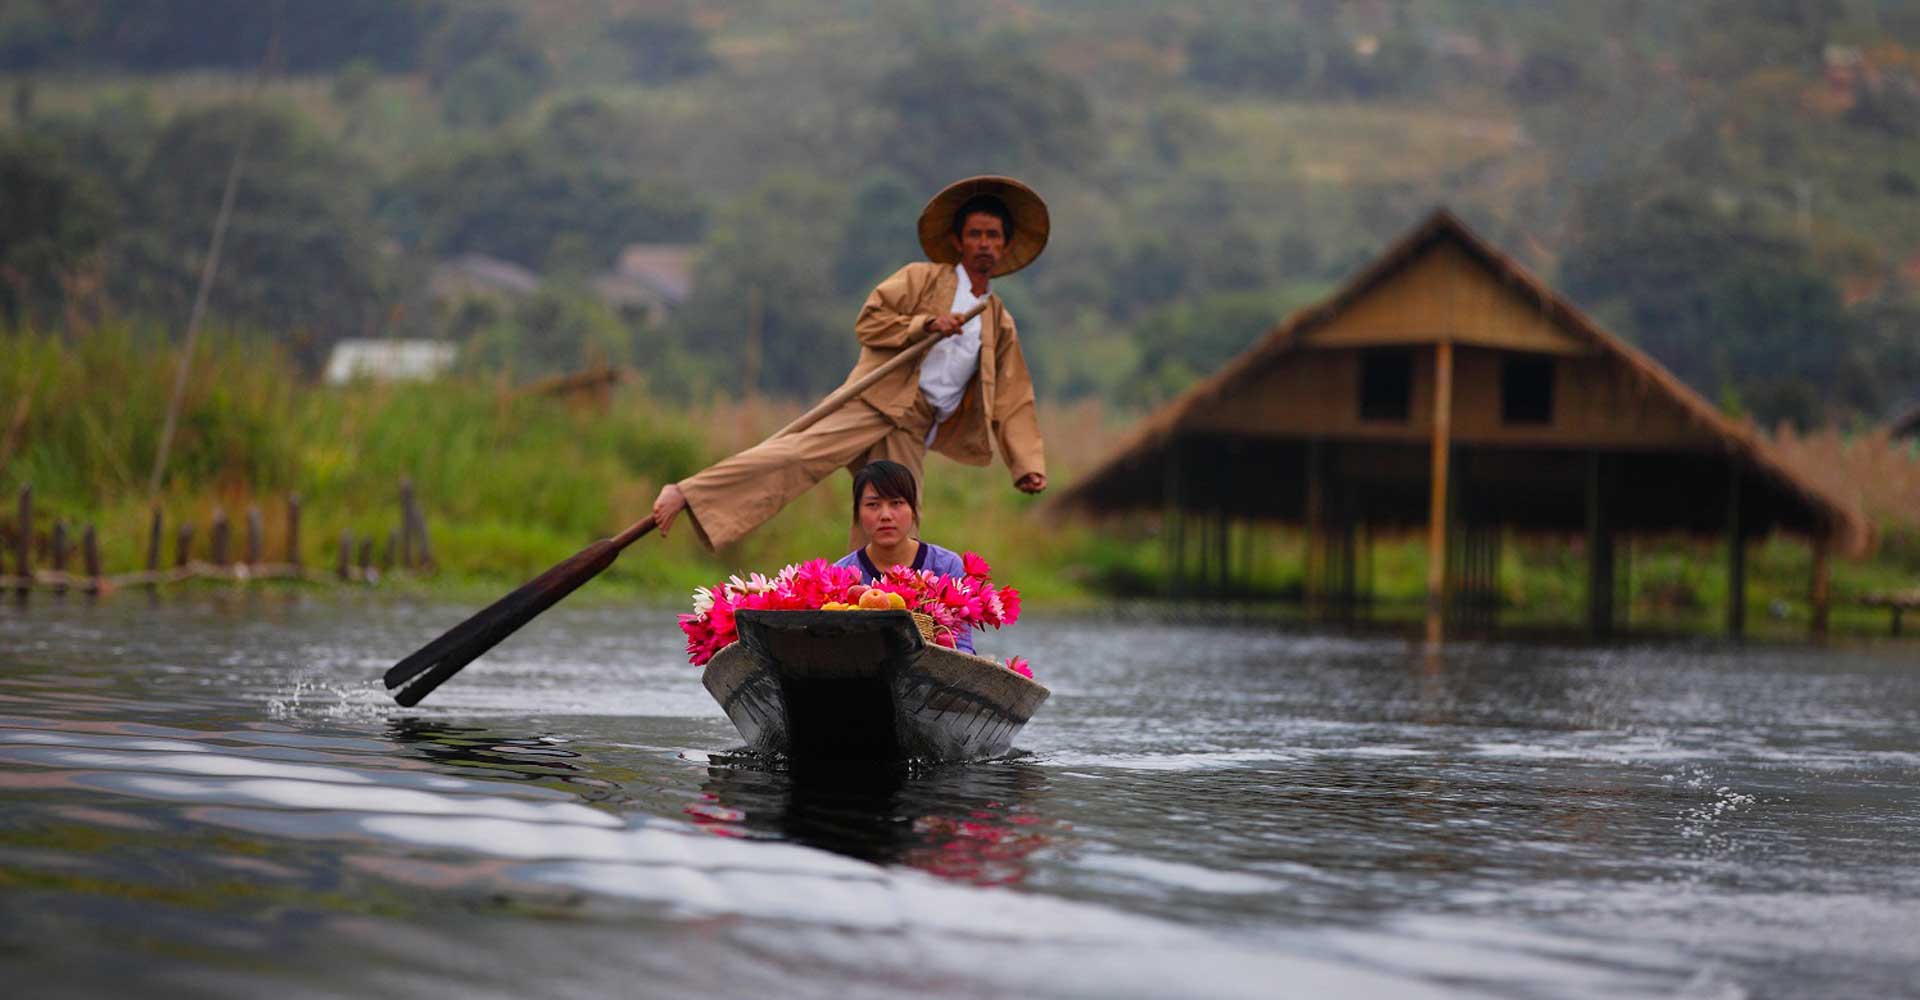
[917,175,1050,278]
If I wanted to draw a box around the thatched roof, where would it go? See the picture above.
[1051,209,1869,554]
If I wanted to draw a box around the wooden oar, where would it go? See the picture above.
[383,295,994,707]
[384,515,657,706]
[770,295,993,439]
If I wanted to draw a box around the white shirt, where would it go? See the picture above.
[918,263,984,443]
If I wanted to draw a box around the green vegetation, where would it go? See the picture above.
[3,2,1920,636]
[6,1,1920,423]
[5,329,1917,643]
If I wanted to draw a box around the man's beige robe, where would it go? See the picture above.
[678,262,1046,550]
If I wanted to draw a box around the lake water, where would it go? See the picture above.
[1,595,1915,999]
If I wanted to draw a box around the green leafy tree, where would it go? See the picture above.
[869,43,1099,187]
[674,174,857,398]
[1122,289,1324,402]
[108,103,384,366]
[1185,20,1312,95]
[832,172,921,296]
[1559,185,1867,426]
[609,13,716,84]
[1682,0,1844,81]
[423,5,549,127]
[0,132,115,328]
[1,0,441,73]
[383,138,705,270]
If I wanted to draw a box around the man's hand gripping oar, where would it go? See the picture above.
[650,295,996,537]
[382,295,995,707]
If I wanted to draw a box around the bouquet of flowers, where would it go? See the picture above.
[678,553,1027,677]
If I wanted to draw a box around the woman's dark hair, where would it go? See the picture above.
[951,194,1014,240]
[851,460,919,525]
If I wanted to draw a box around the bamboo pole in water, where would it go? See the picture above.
[1425,340,1454,651]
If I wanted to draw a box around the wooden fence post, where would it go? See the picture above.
[175,523,195,569]
[83,524,101,594]
[50,520,67,595]
[146,507,163,577]
[286,495,301,571]
[210,508,230,567]
[14,484,29,593]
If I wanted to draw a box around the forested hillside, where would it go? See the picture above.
[6,0,1920,426]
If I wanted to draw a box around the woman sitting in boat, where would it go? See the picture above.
[834,459,976,654]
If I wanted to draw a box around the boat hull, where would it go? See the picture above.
[702,609,1049,763]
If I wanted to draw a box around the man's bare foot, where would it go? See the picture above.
[651,483,687,538]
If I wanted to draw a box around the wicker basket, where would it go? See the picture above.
[910,611,954,647]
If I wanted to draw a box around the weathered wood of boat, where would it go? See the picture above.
[702,609,1049,763]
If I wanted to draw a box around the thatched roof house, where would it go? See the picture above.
[1053,209,1864,638]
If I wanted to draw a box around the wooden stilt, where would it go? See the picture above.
[245,506,262,568]
[1213,509,1229,598]
[1165,441,1185,601]
[1425,341,1454,650]
[1810,534,1831,639]
[1586,451,1615,640]
[1305,438,1325,618]
[1618,536,1632,635]
[1726,463,1746,639]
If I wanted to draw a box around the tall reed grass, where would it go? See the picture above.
[6,327,1918,636]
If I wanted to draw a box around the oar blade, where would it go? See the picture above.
[384,538,620,706]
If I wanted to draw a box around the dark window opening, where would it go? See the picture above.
[1359,350,1413,422]
[1501,356,1555,425]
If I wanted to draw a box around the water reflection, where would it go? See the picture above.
[384,719,625,800]
[692,758,1061,886]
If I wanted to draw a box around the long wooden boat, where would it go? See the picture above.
[702,609,1049,763]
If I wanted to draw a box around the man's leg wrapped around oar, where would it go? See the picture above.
[672,396,935,551]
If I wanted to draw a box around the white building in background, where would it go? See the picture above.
[323,339,458,385]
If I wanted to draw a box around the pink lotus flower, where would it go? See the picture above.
[1004,656,1033,679]
[997,586,1021,625]
[682,554,1023,666]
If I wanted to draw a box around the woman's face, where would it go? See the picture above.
[857,484,915,546]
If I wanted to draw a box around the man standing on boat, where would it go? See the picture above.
[650,175,1049,549]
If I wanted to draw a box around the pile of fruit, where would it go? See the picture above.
[820,585,909,611]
